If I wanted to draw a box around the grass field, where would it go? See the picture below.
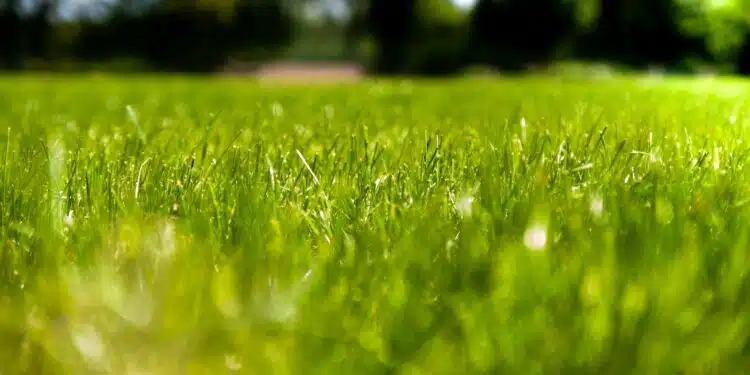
[1,75,750,374]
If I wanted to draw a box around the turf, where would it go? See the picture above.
[1,75,750,374]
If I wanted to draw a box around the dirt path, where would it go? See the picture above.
[224,61,364,84]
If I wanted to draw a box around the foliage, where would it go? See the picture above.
[468,0,578,70]
[8,0,750,74]
[577,0,708,68]
[0,1,23,70]
[363,0,420,73]
[406,0,469,75]
[5,0,296,73]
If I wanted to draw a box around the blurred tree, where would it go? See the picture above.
[228,0,294,61]
[0,0,23,69]
[682,0,750,74]
[8,0,750,75]
[117,0,152,15]
[364,0,420,74]
[739,36,750,74]
[75,0,294,72]
[26,0,59,60]
[406,0,468,75]
[342,0,368,60]
[469,0,578,71]
[573,0,599,29]
[355,0,467,75]
[579,0,707,68]
[737,8,750,74]
[139,6,230,72]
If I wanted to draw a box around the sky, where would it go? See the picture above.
[453,0,478,10]
[56,0,480,19]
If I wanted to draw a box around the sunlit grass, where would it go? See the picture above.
[2,75,750,373]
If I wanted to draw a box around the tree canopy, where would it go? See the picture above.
[3,0,750,74]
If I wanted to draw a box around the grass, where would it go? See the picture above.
[1,74,750,374]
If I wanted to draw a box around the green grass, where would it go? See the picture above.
[1,74,750,374]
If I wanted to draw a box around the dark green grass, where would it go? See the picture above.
[1,75,750,374]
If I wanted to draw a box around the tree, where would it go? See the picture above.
[343,0,467,75]
[228,0,295,61]
[74,0,295,72]
[26,0,59,60]
[406,0,468,75]
[683,0,750,74]
[469,0,578,71]
[341,0,368,59]
[580,0,706,68]
[739,34,750,74]
[364,0,420,74]
[0,0,23,69]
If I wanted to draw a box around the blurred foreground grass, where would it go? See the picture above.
[1,75,750,373]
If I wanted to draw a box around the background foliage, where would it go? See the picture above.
[4,0,750,74]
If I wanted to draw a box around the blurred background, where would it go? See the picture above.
[2,0,750,76]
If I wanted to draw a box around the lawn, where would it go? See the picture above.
[1,74,750,374]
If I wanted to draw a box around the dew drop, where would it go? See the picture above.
[71,324,105,365]
[524,224,547,251]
